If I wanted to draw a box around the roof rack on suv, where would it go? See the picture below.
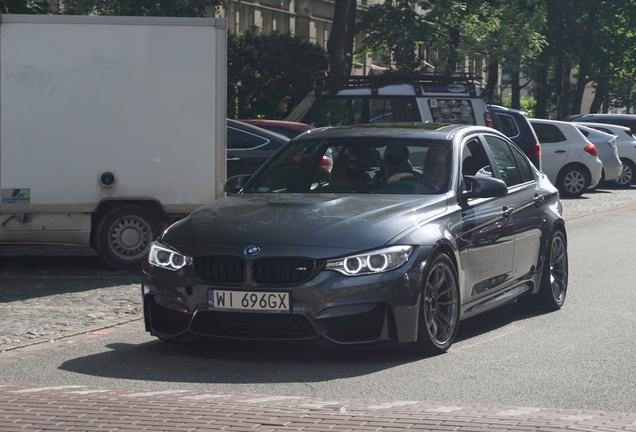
[312,70,484,97]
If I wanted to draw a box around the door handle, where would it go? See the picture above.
[534,193,545,206]
[555,150,566,153]
[227,157,242,161]
[502,206,514,218]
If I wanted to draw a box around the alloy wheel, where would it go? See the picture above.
[548,233,568,303]
[615,164,633,186]
[424,260,459,346]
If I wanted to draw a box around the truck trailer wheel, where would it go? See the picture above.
[95,205,163,270]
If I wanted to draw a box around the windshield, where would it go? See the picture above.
[245,136,453,195]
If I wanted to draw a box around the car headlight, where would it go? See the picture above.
[148,242,192,271]
[325,246,412,276]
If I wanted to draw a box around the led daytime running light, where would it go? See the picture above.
[326,246,412,276]
[148,242,192,271]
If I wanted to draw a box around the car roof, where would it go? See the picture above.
[575,124,614,137]
[239,119,313,132]
[227,118,290,142]
[295,122,500,142]
[490,105,529,116]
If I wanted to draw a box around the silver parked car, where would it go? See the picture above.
[575,124,623,186]
[573,122,636,187]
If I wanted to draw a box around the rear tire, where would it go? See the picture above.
[556,166,589,198]
[518,230,568,311]
[413,253,460,355]
[95,205,163,271]
[614,158,636,187]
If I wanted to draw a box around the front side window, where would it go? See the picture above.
[483,135,523,187]
[245,136,453,195]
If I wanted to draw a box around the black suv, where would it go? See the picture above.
[490,105,542,170]
[564,113,636,134]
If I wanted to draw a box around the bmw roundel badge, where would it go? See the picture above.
[245,245,261,256]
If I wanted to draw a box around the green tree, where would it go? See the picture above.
[459,0,545,107]
[327,0,356,76]
[0,0,49,13]
[355,0,433,72]
[227,28,328,119]
[62,0,218,16]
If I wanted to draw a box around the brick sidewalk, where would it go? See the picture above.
[1,384,635,431]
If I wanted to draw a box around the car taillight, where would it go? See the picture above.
[319,155,333,173]
[533,143,541,158]
[485,112,493,128]
[584,143,598,157]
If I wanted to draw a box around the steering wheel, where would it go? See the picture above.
[397,176,434,194]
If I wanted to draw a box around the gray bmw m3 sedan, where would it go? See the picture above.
[142,123,568,355]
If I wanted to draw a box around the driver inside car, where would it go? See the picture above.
[422,146,450,193]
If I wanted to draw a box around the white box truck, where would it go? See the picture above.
[0,14,227,270]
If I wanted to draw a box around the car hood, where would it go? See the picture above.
[160,193,448,255]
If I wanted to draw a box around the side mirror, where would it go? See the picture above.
[223,174,252,194]
[461,175,508,200]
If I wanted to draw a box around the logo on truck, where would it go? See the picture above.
[2,189,30,205]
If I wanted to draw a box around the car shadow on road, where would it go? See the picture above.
[57,300,552,384]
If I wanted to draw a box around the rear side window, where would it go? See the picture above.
[313,98,364,127]
[429,99,476,125]
[532,123,566,143]
[496,113,520,138]
[228,127,269,149]
[311,97,417,127]
[510,144,534,183]
[369,98,417,123]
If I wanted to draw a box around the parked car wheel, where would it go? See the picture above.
[413,253,460,355]
[95,205,163,270]
[614,158,636,187]
[556,165,589,198]
[519,230,568,311]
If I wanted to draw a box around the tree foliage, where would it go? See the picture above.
[228,28,328,119]
[354,0,636,116]
[0,0,49,14]
[355,0,433,72]
[62,0,219,16]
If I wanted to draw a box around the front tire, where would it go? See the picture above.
[557,166,589,198]
[413,253,460,355]
[95,205,163,270]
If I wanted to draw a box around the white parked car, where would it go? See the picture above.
[530,119,603,198]
[574,124,622,185]
[573,122,636,187]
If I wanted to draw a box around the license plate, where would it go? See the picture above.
[208,290,290,312]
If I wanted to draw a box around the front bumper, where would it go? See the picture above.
[141,249,428,345]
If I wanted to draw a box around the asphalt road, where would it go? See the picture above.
[0,186,635,415]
